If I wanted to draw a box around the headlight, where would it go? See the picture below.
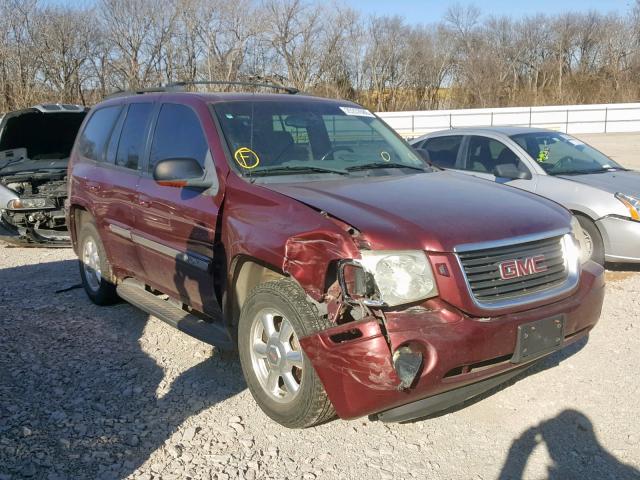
[6,198,54,210]
[569,216,589,265]
[615,192,640,221]
[358,250,438,307]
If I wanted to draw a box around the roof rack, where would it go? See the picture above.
[105,80,299,100]
[167,80,299,95]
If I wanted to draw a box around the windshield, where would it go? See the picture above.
[510,131,624,175]
[213,100,427,179]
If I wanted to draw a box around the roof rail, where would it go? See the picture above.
[167,80,299,95]
[104,87,175,100]
[104,80,299,100]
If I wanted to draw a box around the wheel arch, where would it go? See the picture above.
[226,255,287,328]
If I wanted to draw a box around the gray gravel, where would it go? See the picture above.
[0,246,639,480]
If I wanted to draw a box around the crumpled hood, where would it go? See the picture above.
[265,171,571,252]
[559,170,640,197]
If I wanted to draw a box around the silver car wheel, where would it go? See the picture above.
[82,237,102,292]
[580,228,594,261]
[249,308,304,404]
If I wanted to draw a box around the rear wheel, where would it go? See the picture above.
[575,215,605,265]
[78,221,119,305]
[238,279,335,428]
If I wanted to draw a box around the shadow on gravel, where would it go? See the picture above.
[498,409,640,480]
[0,259,245,480]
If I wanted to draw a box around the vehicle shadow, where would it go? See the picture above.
[605,262,640,272]
[498,409,639,480]
[0,258,245,479]
[407,335,588,422]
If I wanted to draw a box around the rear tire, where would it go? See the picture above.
[575,215,605,266]
[238,279,335,428]
[78,221,119,305]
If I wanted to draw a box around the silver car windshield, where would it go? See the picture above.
[213,100,428,179]
[511,132,625,175]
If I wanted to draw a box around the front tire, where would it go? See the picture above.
[238,279,335,428]
[78,221,119,305]
[575,215,605,265]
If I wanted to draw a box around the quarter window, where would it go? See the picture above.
[78,106,122,161]
[115,103,154,170]
[149,104,209,172]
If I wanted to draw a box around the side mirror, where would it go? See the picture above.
[493,163,531,180]
[153,157,212,188]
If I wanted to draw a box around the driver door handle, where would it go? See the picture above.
[138,195,152,208]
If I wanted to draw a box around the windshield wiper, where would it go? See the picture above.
[346,162,427,172]
[246,165,349,177]
[554,167,630,176]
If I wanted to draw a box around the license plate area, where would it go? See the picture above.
[511,316,565,364]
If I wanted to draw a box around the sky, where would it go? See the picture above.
[344,0,633,23]
[42,0,635,22]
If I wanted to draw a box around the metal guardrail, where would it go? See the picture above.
[377,104,640,139]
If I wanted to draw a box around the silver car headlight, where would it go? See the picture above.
[615,192,640,221]
[569,216,590,265]
[6,198,55,210]
[358,250,438,307]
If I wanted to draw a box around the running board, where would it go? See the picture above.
[117,279,234,351]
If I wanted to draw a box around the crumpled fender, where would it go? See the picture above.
[283,230,357,301]
[222,178,361,303]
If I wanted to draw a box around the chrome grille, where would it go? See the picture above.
[457,235,569,305]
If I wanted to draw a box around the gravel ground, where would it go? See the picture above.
[0,246,639,480]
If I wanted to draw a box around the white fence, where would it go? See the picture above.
[377,103,640,140]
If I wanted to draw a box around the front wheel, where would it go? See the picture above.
[238,279,335,428]
[78,221,119,305]
[575,215,605,266]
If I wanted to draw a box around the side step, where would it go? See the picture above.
[117,279,234,351]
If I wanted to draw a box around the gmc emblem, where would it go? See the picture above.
[498,255,547,280]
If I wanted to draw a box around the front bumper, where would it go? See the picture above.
[299,261,604,420]
[0,215,70,247]
[597,215,640,263]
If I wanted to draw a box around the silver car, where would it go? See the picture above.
[410,127,640,265]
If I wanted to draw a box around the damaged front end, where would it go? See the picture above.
[282,224,439,416]
[0,170,69,246]
[295,238,603,422]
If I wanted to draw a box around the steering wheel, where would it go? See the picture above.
[550,155,574,172]
[320,146,354,162]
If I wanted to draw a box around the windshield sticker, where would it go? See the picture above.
[380,151,391,162]
[560,134,585,146]
[339,106,375,118]
[234,147,260,169]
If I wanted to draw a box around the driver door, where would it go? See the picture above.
[460,135,536,191]
[133,100,223,318]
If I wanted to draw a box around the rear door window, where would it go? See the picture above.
[78,106,122,161]
[422,136,463,168]
[464,136,529,176]
[149,104,209,173]
[115,103,154,170]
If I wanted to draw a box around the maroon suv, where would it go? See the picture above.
[66,87,604,428]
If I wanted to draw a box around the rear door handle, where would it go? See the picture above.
[87,183,101,193]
